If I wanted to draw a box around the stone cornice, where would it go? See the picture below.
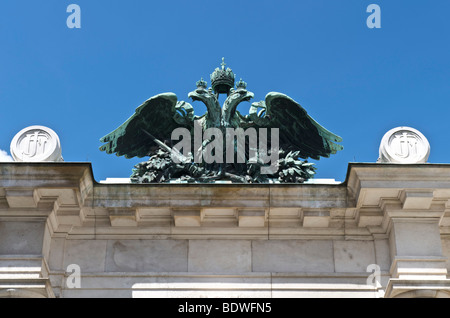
[1,162,450,239]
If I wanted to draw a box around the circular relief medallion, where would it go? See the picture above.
[10,125,62,162]
[379,126,430,163]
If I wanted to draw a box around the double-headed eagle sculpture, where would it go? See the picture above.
[99,59,343,183]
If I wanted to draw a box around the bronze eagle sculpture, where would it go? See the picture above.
[99,59,343,183]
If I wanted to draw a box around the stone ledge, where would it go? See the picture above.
[385,278,450,298]
[0,278,54,298]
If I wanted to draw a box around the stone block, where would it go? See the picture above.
[173,210,201,227]
[47,238,65,270]
[188,240,251,273]
[63,240,107,272]
[400,191,433,210]
[441,239,450,272]
[303,210,330,228]
[238,210,266,227]
[105,240,188,272]
[5,189,39,208]
[252,240,334,272]
[392,220,442,257]
[333,240,376,272]
[0,221,45,255]
[374,239,391,271]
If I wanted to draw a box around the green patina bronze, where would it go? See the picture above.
[99,59,343,183]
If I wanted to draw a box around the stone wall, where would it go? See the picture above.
[1,162,450,298]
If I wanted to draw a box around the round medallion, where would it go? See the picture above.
[10,125,63,162]
[378,126,430,163]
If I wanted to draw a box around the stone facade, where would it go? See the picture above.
[1,162,450,298]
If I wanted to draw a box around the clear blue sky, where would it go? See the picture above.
[1,1,449,182]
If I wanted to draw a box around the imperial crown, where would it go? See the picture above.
[196,77,207,89]
[236,78,247,90]
[210,57,235,95]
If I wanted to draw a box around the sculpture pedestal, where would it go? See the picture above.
[1,162,450,298]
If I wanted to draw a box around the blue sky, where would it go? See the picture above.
[1,1,449,182]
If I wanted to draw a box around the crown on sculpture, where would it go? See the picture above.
[196,77,207,89]
[210,57,235,94]
[236,78,247,90]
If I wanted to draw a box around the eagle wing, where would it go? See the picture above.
[99,93,195,159]
[249,92,343,160]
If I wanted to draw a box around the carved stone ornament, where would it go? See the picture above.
[10,125,63,162]
[378,126,430,164]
